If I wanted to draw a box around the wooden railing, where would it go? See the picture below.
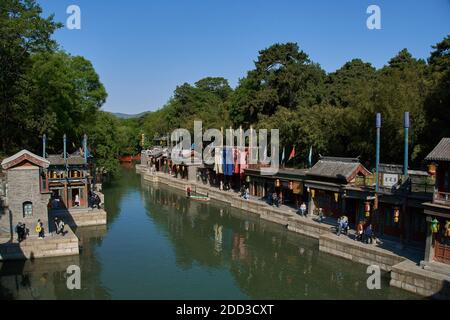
[354,174,434,194]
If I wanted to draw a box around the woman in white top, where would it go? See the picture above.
[74,194,80,207]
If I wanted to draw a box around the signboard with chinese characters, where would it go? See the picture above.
[382,173,399,187]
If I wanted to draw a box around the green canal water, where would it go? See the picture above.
[0,167,419,300]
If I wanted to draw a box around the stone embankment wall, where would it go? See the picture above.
[0,227,79,261]
[390,260,450,299]
[50,209,107,228]
[143,172,332,239]
[139,169,450,298]
[319,233,405,271]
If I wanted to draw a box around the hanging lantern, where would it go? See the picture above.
[374,194,379,210]
[275,179,281,187]
[182,165,185,171]
[431,218,439,234]
[246,175,251,183]
[289,181,293,190]
[334,192,339,203]
[427,163,437,176]
[445,221,450,237]
[311,189,315,198]
[394,207,400,224]
[365,202,371,213]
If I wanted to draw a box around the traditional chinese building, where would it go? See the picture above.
[305,157,371,222]
[244,167,308,206]
[344,164,432,243]
[46,152,91,209]
[0,150,52,236]
[423,138,450,265]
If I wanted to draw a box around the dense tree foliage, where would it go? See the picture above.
[142,38,449,169]
[0,1,127,175]
[0,0,61,151]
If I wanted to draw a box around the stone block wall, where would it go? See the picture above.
[319,233,405,271]
[142,171,333,240]
[51,209,107,228]
[3,166,50,235]
[390,260,450,299]
[0,227,79,261]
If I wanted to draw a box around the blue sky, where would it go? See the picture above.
[39,0,450,114]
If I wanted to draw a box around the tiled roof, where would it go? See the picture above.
[47,154,86,166]
[426,138,450,161]
[1,150,50,169]
[308,157,370,181]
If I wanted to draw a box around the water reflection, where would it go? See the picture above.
[141,179,418,300]
[0,225,110,300]
[0,167,419,300]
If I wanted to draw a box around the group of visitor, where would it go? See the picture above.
[269,192,280,207]
[239,186,250,200]
[356,220,374,244]
[54,217,66,236]
[89,191,102,209]
[16,217,67,242]
[15,222,29,242]
[316,208,325,223]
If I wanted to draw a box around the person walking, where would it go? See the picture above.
[318,208,324,223]
[356,221,364,242]
[36,219,45,239]
[365,224,374,244]
[58,219,66,236]
[15,222,24,242]
[54,218,60,235]
[300,202,307,217]
[74,194,80,207]
[272,192,279,208]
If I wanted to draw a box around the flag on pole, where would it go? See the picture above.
[281,147,285,164]
[288,147,295,161]
[308,146,313,168]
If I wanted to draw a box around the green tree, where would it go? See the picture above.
[87,111,121,176]
[0,0,61,153]
[422,35,450,158]
[229,43,326,126]
[22,52,107,152]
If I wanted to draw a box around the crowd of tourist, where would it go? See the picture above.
[15,217,67,242]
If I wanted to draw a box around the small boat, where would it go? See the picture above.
[189,195,210,202]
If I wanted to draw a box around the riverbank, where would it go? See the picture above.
[137,165,450,299]
[0,226,79,261]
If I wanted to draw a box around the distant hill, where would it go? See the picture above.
[111,111,150,119]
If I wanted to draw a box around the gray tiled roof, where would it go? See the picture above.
[308,157,368,180]
[47,154,86,166]
[426,138,450,161]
